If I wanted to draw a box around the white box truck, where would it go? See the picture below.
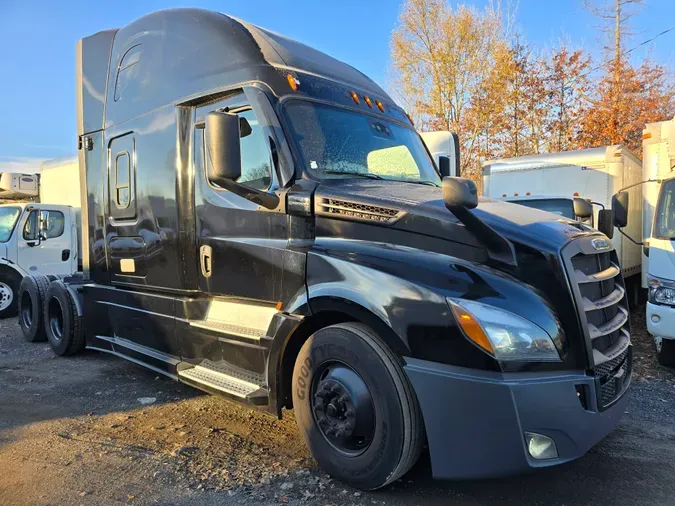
[0,157,80,318]
[482,146,643,288]
[641,117,675,365]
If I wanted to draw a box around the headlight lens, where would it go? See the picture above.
[649,277,675,306]
[448,298,561,362]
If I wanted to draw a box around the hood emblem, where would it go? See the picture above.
[591,238,610,251]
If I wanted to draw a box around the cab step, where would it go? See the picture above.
[189,320,265,340]
[178,359,268,403]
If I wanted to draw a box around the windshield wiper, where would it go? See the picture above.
[320,170,385,180]
[401,180,439,187]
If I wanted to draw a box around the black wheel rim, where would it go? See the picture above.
[48,297,64,342]
[310,361,375,456]
[20,291,32,329]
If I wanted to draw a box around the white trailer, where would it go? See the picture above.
[420,131,460,176]
[482,146,643,284]
[0,157,80,318]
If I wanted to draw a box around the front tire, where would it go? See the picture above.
[292,323,423,490]
[44,282,85,356]
[654,336,675,367]
[0,270,20,319]
[19,275,51,342]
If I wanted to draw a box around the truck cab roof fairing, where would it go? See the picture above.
[95,8,390,129]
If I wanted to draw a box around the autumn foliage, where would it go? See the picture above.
[390,0,675,184]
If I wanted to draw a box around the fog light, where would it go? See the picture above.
[525,432,558,460]
[652,314,661,323]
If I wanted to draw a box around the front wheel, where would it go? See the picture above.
[0,271,20,319]
[654,336,675,367]
[292,323,423,490]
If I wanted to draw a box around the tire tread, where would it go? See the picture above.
[331,322,424,489]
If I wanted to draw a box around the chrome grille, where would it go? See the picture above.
[564,240,631,409]
[317,198,406,224]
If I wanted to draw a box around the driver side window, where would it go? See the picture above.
[23,210,37,240]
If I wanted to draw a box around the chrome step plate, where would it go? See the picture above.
[178,359,263,398]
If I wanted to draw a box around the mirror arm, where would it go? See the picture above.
[618,227,643,246]
[449,206,518,267]
[217,178,280,210]
[617,178,661,193]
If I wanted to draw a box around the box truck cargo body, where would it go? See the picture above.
[482,146,643,283]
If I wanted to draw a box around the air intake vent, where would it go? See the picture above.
[317,198,406,224]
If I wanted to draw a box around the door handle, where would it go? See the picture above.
[62,249,71,261]
[200,245,212,278]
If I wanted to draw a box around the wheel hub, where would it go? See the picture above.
[314,380,356,439]
[310,363,375,455]
[0,282,13,311]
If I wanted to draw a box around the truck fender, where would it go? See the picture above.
[0,260,28,279]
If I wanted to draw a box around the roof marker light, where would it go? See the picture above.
[364,96,373,109]
[514,193,519,196]
[375,100,385,112]
[350,91,360,105]
[287,74,299,91]
[574,192,579,196]
[526,192,531,196]
[502,194,507,197]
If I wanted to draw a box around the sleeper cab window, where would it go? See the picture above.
[115,152,131,209]
[114,44,142,102]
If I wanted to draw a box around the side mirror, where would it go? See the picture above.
[439,156,451,178]
[597,209,614,239]
[205,111,242,184]
[573,197,593,220]
[442,177,478,210]
[612,191,629,228]
[38,210,49,242]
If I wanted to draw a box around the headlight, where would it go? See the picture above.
[649,276,675,306]
[448,298,561,362]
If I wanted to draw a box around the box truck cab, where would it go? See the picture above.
[23,9,631,490]
[0,202,78,317]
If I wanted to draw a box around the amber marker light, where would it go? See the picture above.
[364,96,373,108]
[276,301,283,311]
[350,91,360,105]
[376,100,385,112]
[287,74,299,91]
[449,302,494,355]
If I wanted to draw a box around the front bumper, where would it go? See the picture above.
[647,301,675,340]
[404,358,628,480]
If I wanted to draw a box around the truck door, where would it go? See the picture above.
[18,206,74,276]
[181,92,306,370]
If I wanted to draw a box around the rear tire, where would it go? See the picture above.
[0,270,20,319]
[19,275,51,342]
[44,282,85,356]
[292,323,423,490]
[654,336,675,367]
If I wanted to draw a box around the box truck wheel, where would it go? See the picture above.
[291,323,423,490]
[0,270,20,319]
[44,282,85,356]
[654,336,675,367]
[19,275,51,342]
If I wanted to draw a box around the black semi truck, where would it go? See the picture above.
[19,8,631,490]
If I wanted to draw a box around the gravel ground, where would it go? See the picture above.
[1,308,674,506]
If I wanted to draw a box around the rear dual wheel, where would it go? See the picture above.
[19,275,51,342]
[44,282,85,356]
[292,323,423,490]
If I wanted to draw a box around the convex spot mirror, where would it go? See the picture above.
[612,191,629,228]
[573,197,593,220]
[442,177,478,210]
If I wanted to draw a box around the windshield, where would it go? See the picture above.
[655,178,675,239]
[284,101,440,185]
[0,206,21,242]
[511,198,575,219]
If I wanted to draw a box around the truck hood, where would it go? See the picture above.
[315,180,593,253]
